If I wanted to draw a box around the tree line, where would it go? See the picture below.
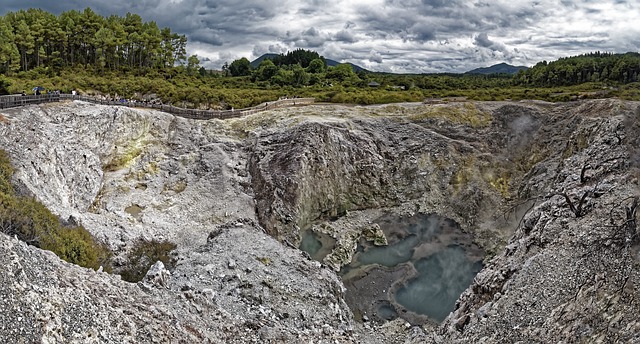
[514,52,640,86]
[1,8,639,104]
[224,49,363,88]
[0,8,189,74]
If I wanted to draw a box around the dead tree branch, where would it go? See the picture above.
[559,190,592,218]
[625,196,638,242]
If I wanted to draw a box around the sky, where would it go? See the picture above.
[2,0,639,73]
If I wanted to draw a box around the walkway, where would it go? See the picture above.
[0,94,315,120]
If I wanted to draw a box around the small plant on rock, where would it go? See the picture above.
[119,238,177,282]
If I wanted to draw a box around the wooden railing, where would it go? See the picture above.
[0,94,63,109]
[0,94,315,120]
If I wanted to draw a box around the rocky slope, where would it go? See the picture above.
[432,100,640,343]
[248,101,583,268]
[0,99,639,343]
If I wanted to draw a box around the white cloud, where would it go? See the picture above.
[1,0,638,73]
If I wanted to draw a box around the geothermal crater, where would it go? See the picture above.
[1,99,640,343]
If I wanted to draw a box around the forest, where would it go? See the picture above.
[1,8,639,108]
[0,8,188,74]
[514,52,640,86]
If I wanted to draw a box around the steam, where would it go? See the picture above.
[395,246,482,322]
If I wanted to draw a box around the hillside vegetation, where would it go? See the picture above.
[514,52,640,86]
[0,149,111,270]
[0,9,639,108]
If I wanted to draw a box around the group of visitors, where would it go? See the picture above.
[20,89,74,96]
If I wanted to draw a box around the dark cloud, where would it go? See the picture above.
[334,30,358,43]
[283,27,329,48]
[0,0,637,73]
[474,33,493,48]
[189,29,225,46]
[369,50,383,64]
[474,32,507,53]
[410,23,436,42]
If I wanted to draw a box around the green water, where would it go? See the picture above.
[299,229,323,257]
[301,213,483,324]
[395,245,483,322]
[299,229,335,261]
[357,234,419,266]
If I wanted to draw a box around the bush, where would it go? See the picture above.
[0,149,112,271]
[119,238,177,282]
[0,150,14,195]
[41,225,112,270]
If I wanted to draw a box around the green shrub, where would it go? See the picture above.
[0,150,14,195]
[119,238,177,282]
[0,149,112,271]
[41,226,112,270]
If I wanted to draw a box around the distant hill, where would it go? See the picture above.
[325,59,367,73]
[466,63,529,75]
[250,54,279,68]
[251,53,367,72]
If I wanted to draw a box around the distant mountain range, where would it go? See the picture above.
[250,53,367,72]
[251,55,526,75]
[465,63,529,75]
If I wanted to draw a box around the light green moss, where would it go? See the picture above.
[103,132,150,172]
[409,103,492,128]
[562,130,590,159]
[163,180,187,194]
[104,146,143,172]
[449,157,475,192]
[256,257,272,265]
[488,173,511,199]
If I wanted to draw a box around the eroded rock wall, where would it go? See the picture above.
[1,99,639,343]
[431,100,640,343]
[248,102,585,266]
[0,102,255,250]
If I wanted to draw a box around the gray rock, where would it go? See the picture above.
[1,99,639,343]
[142,260,170,289]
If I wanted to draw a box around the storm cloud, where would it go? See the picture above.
[1,0,638,73]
